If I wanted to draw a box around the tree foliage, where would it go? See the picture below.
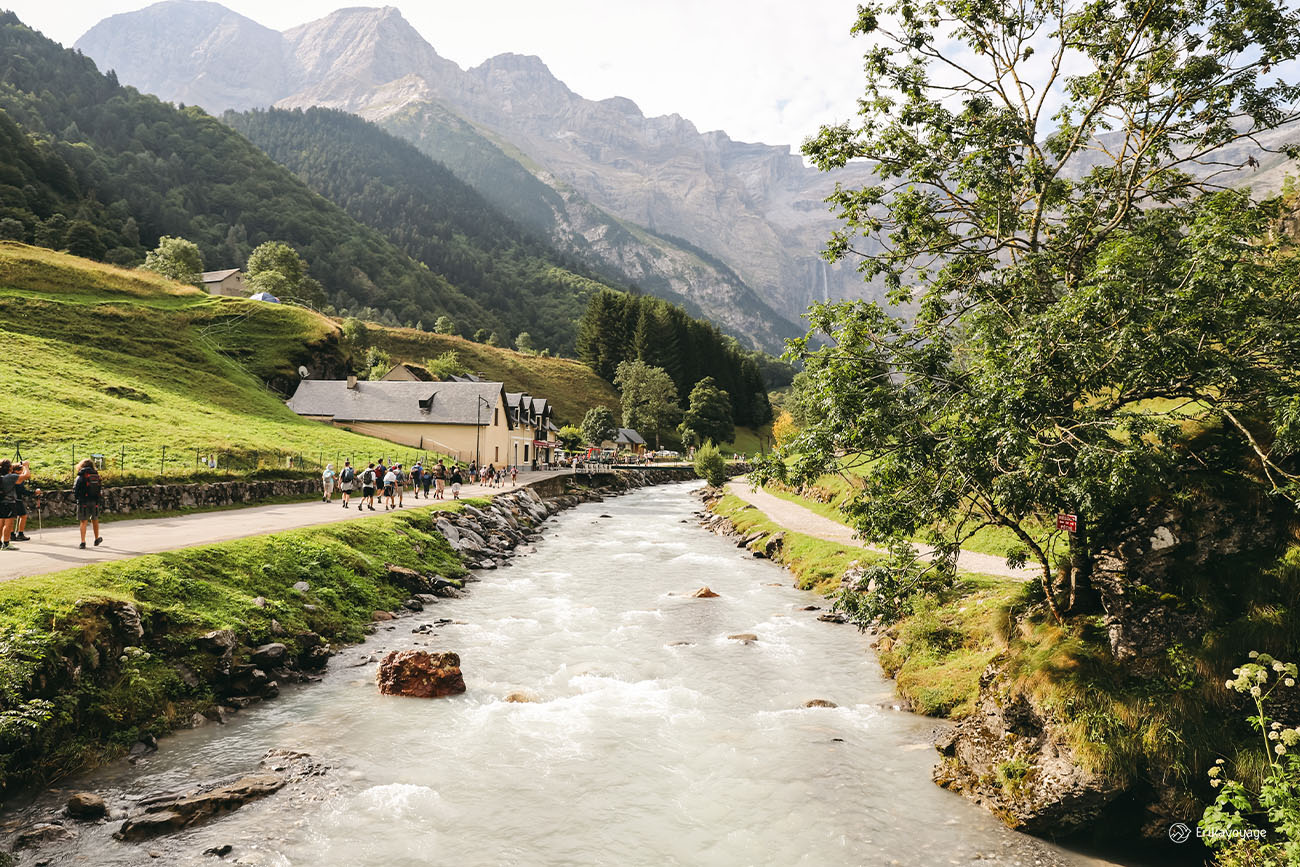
[141,235,202,285]
[577,288,771,427]
[693,441,726,488]
[580,406,618,448]
[683,377,734,447]
[757,0,1300,620]
[614,360,681,449]
[246,241,324,306]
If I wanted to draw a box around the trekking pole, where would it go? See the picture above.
[34,491,42,541]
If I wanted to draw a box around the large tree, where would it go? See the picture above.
[141,236,203,286]
[614,360,681,449]
[756,0,1300,621]
[684,377,734,447]
[246,241,325,306]
[580,406,619,449]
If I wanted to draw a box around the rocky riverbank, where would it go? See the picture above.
[0,470,691,856]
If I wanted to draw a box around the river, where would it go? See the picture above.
[11,482,1126,866]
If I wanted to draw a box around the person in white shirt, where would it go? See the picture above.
[383,467,398,510]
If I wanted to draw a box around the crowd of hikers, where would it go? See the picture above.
[319,458,518,510]
[0,453,525,552]
[0,457,105,551]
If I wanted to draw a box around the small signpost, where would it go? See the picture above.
[1056,513,1079,533]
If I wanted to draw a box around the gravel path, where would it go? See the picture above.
[0,470,571,582]
[724,478,1035,580]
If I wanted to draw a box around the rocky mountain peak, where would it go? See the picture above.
[75,0,289,112]
[284,5,458,91]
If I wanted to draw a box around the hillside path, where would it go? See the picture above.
[0,470,570,583]
[724,478,1035,580]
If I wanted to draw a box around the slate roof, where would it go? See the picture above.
[287,380,511,427]
[201,268,241,282]
[616,428,647,445]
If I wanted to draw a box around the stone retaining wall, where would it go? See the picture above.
[31,479,322,520]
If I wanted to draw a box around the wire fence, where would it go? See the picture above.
[4,440,449,488]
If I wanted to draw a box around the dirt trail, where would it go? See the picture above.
[724,478,1035,580]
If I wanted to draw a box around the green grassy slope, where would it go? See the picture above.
[367,326,619,426]
[0,243,445,485]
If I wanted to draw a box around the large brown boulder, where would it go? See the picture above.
[376,650,466,698]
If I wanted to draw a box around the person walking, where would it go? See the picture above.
[394,463,406,508]
[11,471,32,542]
[410,462,423,500]
[434,460,447,500]
[449,465,463,500]
[73,458,103,549]
[322,464,336,503]
[361,463,377,511]
[382,465,397,510]
[510,464,518,486]
[338,461,355,508]
[0,459,31,550]
[422,464,433,498]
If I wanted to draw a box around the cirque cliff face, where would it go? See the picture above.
[75,3,870,342]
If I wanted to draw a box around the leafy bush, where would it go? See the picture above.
[694,441,726,487]
[1200,652,1300,864]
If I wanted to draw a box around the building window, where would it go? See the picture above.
[494,446,499,462]
[524,445,529,462]
[494,408,499,426]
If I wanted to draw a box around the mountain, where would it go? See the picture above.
[0,10,518,336]
[224,106,614,354]
[74,2,857,345]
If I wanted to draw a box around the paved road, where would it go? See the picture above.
[724,478,1035,580]
[0,470,570,582]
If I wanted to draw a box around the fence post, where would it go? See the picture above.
[120,446,126,475]
[161,445,166,480]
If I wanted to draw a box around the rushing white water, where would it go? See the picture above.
[15,483,1127,866]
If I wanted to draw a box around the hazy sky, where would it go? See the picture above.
[7,0,869,149]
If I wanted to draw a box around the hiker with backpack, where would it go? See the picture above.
[73,458,103,549]
[360,463,377,511]
[11,472,32,542]
[449,464,463,500]
[410,462,423,499]
[422,464,433,498]
[0,459,31,550]
[382,465,397,510]
[434,460,447,500]
[338,461,355,508]
[394,463,406,508]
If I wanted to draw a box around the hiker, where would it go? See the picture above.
[382,465,397,510]
[338,461,355,508]
[322,464,336,503]
[510,464,518,486]
[360,463,377,511]
[450,464,463,500]
[12,471,32,542]
[0,459,31,550]
[73,458,103,549]
[435,460,447,500]
[410,462,423,499]
[394,463,405,508]
[422,463,434,498]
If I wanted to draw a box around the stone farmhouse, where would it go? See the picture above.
[201,268,246,296]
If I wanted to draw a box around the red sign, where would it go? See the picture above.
[1056,514,1078,533]
[532,440,550,448]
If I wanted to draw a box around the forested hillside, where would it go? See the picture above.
[225,107,615,354]
[0,12,502,333]
[577,289,772,428]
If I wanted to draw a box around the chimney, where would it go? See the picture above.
[346,375,358,389]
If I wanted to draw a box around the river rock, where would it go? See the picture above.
[727,633,759,643]
[691,587,720,598]
[504,690,539,703]
[66,792,108,820]
[14,822,74,849]
[251,643,287,667]
[116,773,288,841]
[817,613,848,624]
[197,629,236,656]
[803,699,838,708]
[376,650,466,698]
[372,610,395,621]
[292,581,310,593]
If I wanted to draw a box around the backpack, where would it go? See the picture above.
[340,466,355,483]
[82,468,102,500]
[362,469,375,486]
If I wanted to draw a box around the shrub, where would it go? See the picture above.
[694,441,726,487]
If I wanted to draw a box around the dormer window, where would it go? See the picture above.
[418,393,436,412]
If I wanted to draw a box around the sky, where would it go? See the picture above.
[6,0,870,148]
